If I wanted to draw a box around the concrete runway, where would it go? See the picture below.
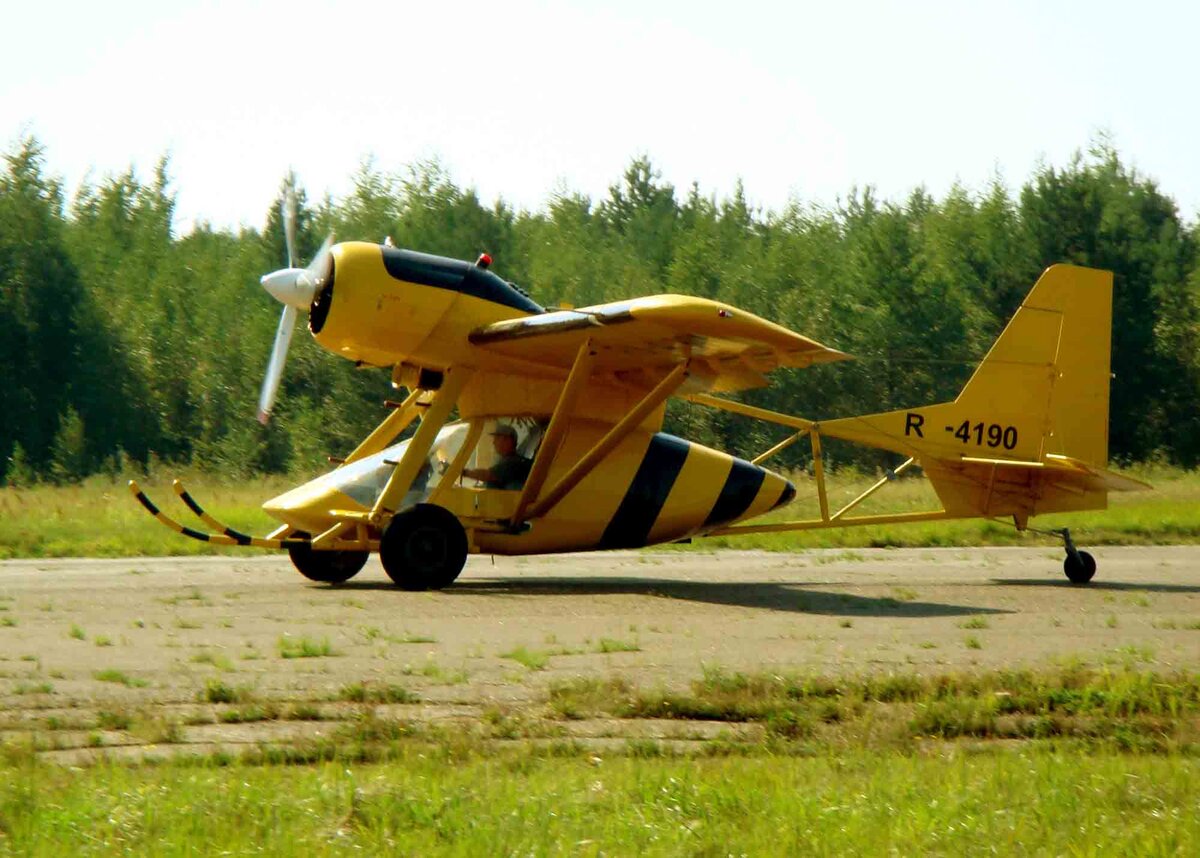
[0,549,1195,696]
[1,546,1197,758]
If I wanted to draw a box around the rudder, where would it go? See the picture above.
[954,264,1112,467]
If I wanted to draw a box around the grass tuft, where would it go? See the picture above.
[93,669,148,688]
[219,703,280,724]
[277,636,338,659]
[190,651,236,671]
[200,678,252,704]
[96,710,133,730]
[338,682,420,704]
[501,646,550,671]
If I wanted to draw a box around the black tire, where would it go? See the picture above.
[287,538,369,584]
[380,504,468,591]
[1063,550,1097,585]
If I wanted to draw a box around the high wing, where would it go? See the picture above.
[469,294,850,393]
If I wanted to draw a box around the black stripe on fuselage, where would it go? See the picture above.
[380,247,543,314]
[704,458,765,527]
[599,434,691,549]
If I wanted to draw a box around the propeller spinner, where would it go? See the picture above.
[257,184,333,425]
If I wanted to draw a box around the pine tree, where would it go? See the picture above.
[48,406,88,483]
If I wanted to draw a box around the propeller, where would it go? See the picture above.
[257,181,333,424]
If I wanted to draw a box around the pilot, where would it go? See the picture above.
[463,424,532,490]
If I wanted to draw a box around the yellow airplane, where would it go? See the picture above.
[131,199,1148,589]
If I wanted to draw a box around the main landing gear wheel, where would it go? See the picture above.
[1058,527,1097,585]
[380,504,468,591]
[287,537,369,584]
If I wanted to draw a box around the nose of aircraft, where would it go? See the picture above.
[261,267,319,310]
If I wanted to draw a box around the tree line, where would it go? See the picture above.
[2,135,1198,484]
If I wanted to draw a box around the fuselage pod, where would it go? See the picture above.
[263,419,794,555]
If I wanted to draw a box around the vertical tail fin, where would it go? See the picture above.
[819,264,1113,467]
[954,264,1112,466]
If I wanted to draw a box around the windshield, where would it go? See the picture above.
[317,422,473,509]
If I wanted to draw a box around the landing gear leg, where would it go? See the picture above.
[1058,528,1097,585]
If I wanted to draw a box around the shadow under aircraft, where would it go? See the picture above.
[332,575,1012,619]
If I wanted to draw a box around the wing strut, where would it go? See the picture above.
[369,366,473,525]
[340,387,425,467]
[524,362,690,521]
[511,338,596,524]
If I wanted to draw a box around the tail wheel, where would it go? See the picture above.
[1063,550,1097,585]
[380,504,468,591]
[287,536,369,584]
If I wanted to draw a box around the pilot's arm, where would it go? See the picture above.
[462,464,498,484]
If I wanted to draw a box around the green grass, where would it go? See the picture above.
[190,651,236,671]
[337,682,420,704]
[277,636,337,659]
[200,679,252,704]
[95,710,133,731]
[546,666,1200,749]
[1,464,1197,558]
[159,589,213,608]
[218,704,280,724]
[360,627,437,645]
[6,665,1200,852]
[500,646,551,671]
[92,669,149,688]
[0,750,1193,854]
[0,471,299,558]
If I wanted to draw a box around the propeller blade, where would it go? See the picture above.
[306,232,335,288]
[282,183,298,269]
[257,304,299,425]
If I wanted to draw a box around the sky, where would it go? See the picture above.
[3,0,1197,235]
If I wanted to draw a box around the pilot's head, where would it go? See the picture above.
[490,423,517,456]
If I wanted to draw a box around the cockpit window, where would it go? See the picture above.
[313,418,546,510]
[320,422,473,509]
